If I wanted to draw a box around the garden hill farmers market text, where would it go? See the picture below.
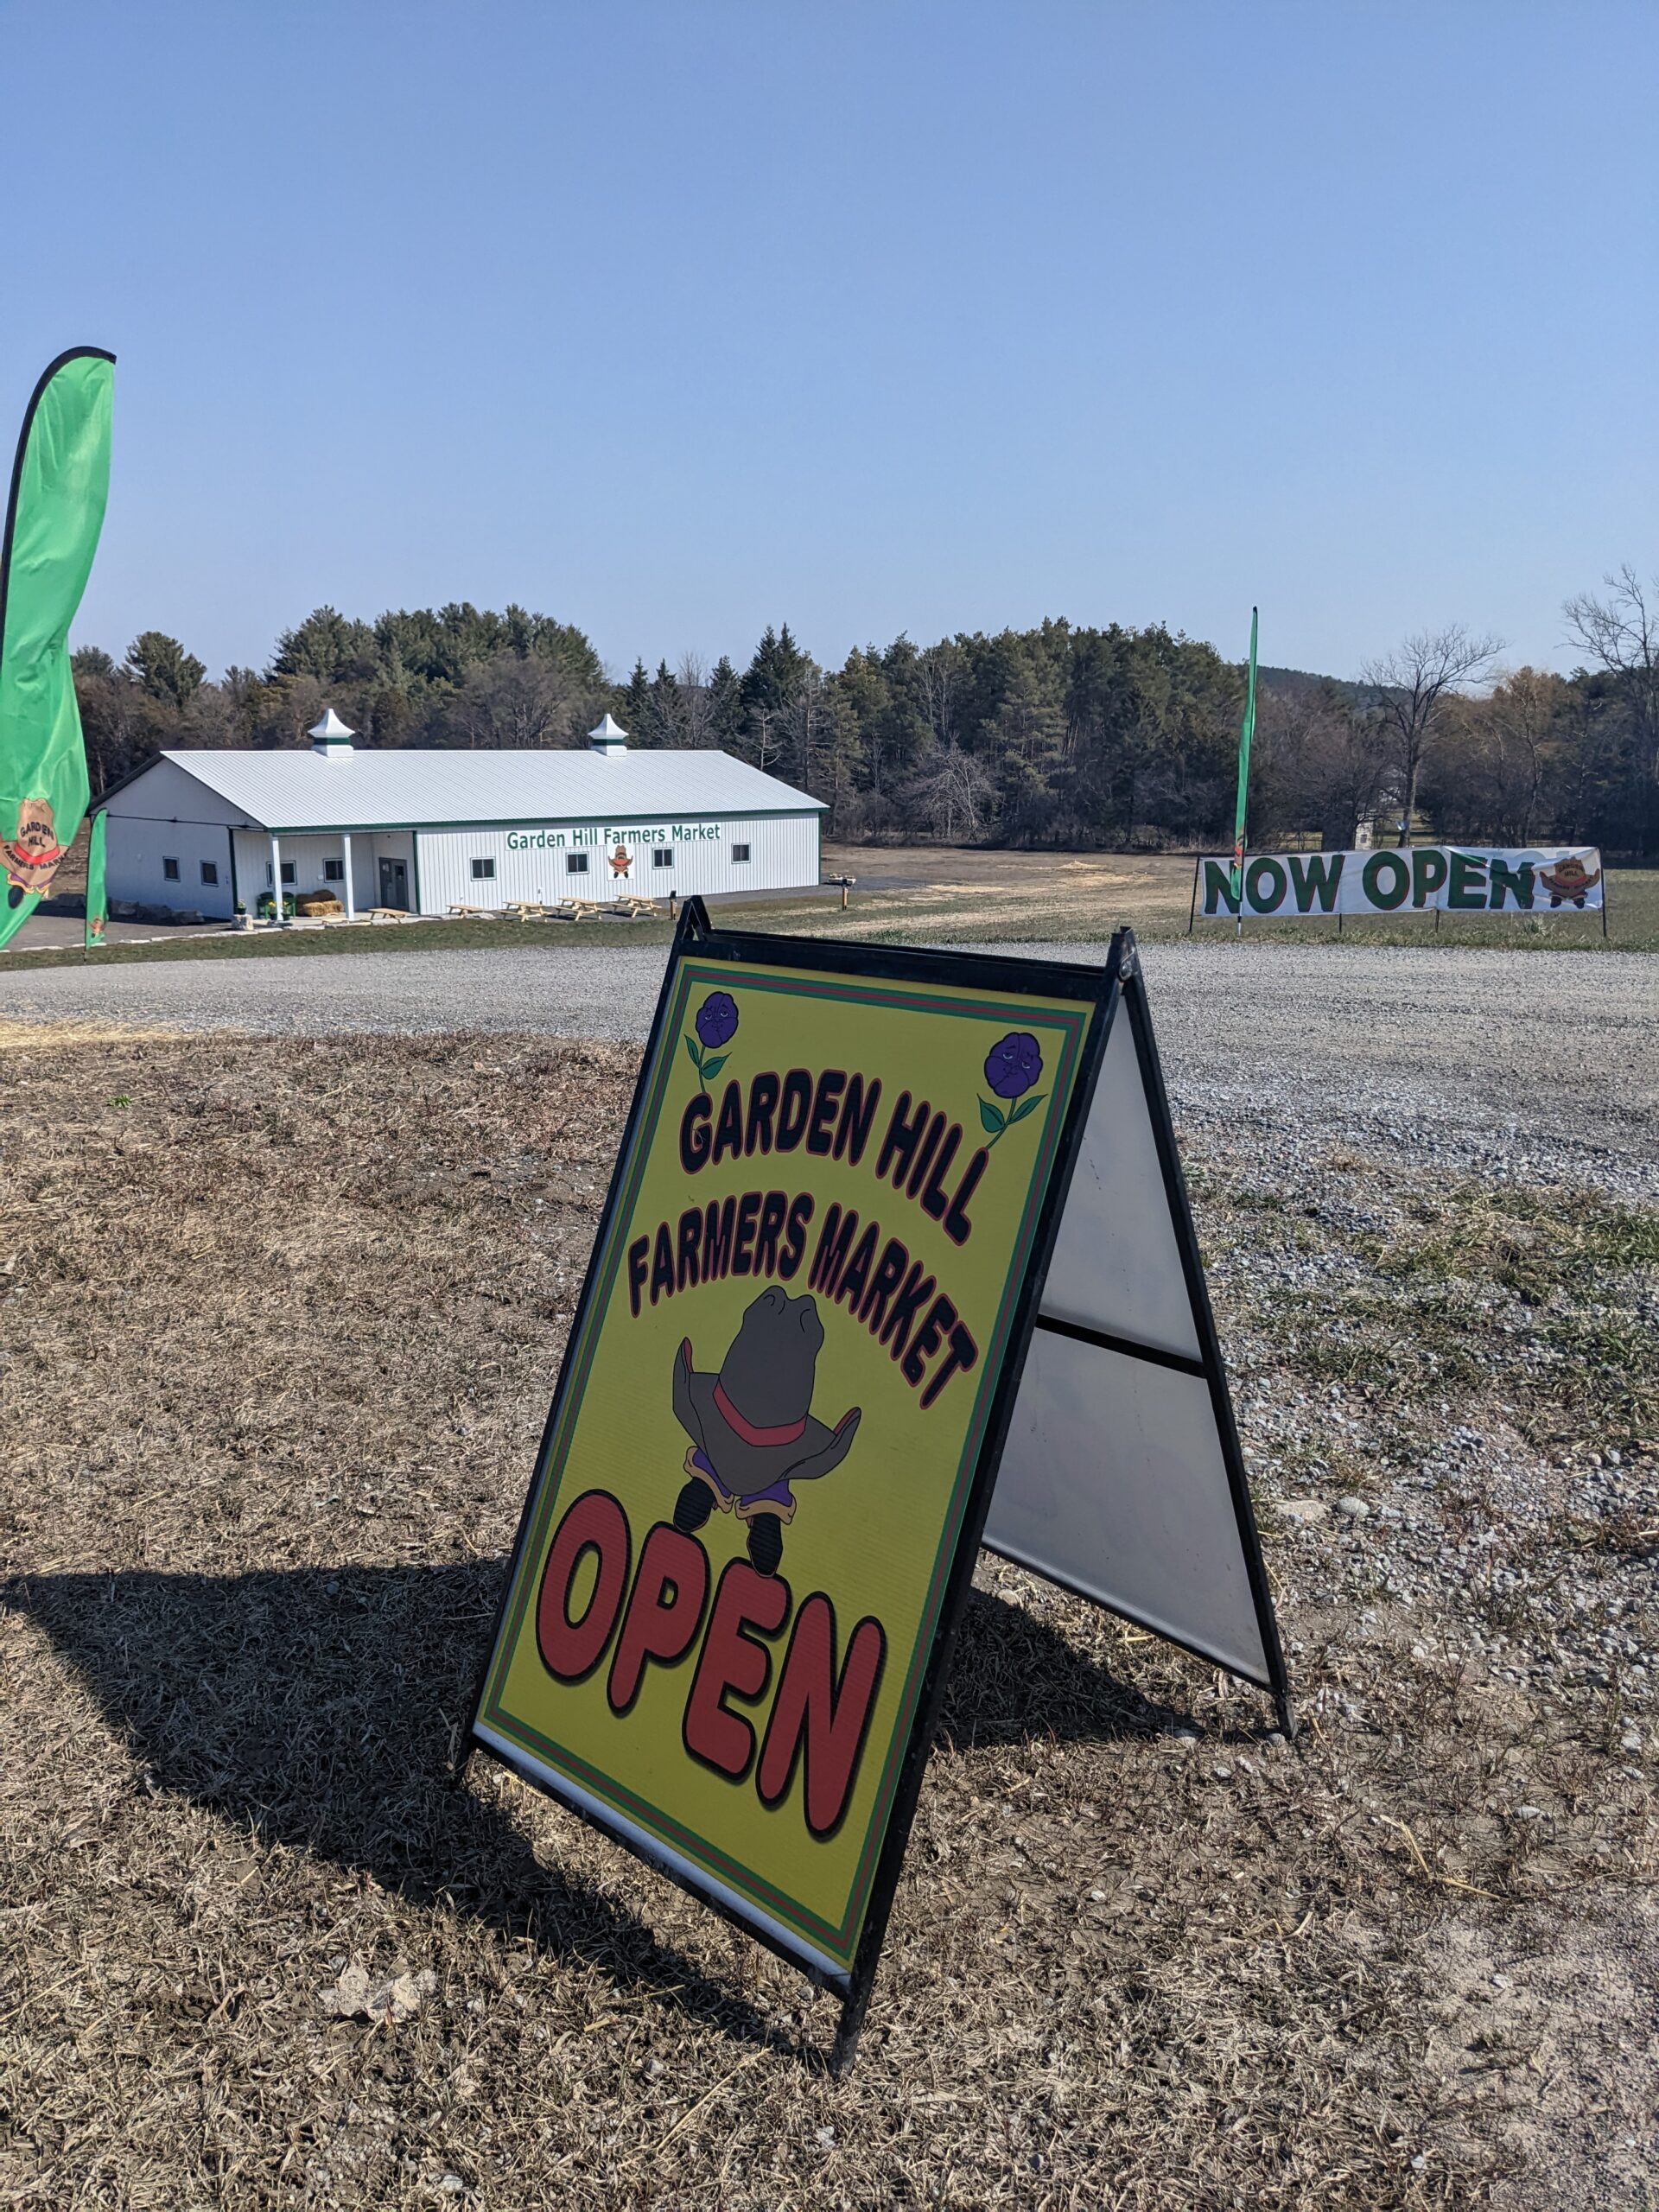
[505,821,722,851]
[531,997,1051,1847]
[626,999,1048,1414]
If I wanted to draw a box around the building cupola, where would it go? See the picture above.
[588,713,628,755]
[308,708,355,758]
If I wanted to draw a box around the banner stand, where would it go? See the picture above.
[467,906,1289,2074]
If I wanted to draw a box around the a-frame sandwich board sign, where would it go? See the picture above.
[983,931,1293,1728]
[469,905,1287,2070]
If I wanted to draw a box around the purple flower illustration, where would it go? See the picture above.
[979,1031,1046,1147]
[984,1033,1042,1100]
[685,989,739,1089]
[696,991,738,1050]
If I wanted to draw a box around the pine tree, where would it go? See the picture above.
[648,659,684,747]
[706,656,744,750]
[127,631,206,708]
[985,656,1065,842]
[618,658,653,744]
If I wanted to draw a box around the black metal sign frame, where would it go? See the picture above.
[467,906,1287,2070]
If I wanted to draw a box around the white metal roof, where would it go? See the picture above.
[149,747,825,833]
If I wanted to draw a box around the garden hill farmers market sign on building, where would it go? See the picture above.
[505,819,723,853]
[471,905,1288,2067]
[1199,844,1605,920]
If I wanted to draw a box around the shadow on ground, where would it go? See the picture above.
[3,1562,1176,2045]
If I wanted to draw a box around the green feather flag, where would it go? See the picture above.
[85,807,107,949]
[0,348,115,952]
[1230,607,1258,909]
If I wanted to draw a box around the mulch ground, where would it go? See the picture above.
[0,1029,1652,2210]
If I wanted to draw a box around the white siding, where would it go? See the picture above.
[104,758,246,829]
[230,829,416,913]
[412,811,819,913]
[104,759,247,918]
[105,814,238,918]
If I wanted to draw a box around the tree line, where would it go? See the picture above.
[72,566,1659,854]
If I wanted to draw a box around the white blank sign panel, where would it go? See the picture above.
[983,982,1275,1689]
[1037,982,1199,1363]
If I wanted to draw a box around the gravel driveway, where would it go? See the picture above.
[2,939,1654,1198]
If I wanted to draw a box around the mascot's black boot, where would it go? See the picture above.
[674,1478,714,1535]
[746,1517,784,1577]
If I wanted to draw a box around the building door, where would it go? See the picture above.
[378,857,410,911]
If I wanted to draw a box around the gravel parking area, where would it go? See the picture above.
[2,939,1654,1200]
[2,946,1655,2205]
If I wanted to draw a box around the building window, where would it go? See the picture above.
[265,862,298,887]
[652,848,674,870]
[471,856,496,880]
[162,856,181,881]
[200,861,219,887]
[323,858,345,883]
[732,842,751,864]
[566,851,589,874]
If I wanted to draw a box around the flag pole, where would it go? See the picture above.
[84,807,107,955]
[1230,607,1258,941]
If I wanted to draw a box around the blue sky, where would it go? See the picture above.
[3,2,1653,683]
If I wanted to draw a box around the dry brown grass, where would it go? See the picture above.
[0,1033,1652,2209]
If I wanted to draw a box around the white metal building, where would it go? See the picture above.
[99,713,825,921]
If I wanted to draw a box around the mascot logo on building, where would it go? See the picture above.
[1,798,67,902]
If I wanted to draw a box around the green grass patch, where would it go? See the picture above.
[1200,1157,1659,1449]
[1378,1185,1659,1297]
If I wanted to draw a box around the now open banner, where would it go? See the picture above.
[1200,846,1604,920]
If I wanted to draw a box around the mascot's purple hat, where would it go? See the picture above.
[675,1286,861,1492]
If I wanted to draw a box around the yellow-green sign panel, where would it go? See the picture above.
[475,944,1091,1979]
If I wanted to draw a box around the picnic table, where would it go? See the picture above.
[447,902,498,918]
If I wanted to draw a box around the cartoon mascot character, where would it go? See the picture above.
[672,1286,861,1575]
[1536,855,1600,909]
[0,798,67,906]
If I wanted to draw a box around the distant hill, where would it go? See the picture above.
[1257,664,1367,707]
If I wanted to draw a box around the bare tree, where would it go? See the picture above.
[1478,666,1566,843]
[900,742,995,843]
[747,703,784,774]
[1254,684,1389,846]
[916,642,964,751]
[1359,625,1502,843]
[676,652,718,748]
[447,651,583,748]
[1563,564,1659,780]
